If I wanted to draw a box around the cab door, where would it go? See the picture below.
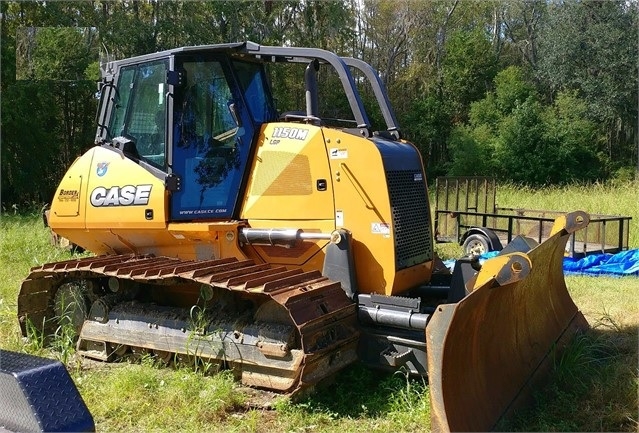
[170,57,256,221]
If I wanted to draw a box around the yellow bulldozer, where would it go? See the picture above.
[17,42,589,431]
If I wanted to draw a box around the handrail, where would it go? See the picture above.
[340,57,401,139]
[243,43,371,134]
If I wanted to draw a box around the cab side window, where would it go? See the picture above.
[233,60,278,123]
[108,60,168,168]
[178,61,237,151]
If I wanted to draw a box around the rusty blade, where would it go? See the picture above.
[427,211,590,432]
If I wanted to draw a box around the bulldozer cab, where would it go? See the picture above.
[98,49,277,220]
[94,42,403,223]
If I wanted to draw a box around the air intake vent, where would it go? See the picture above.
[253,151,312,196]
[386,170,433,270]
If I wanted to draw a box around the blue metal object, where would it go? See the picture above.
[0,349,94,432]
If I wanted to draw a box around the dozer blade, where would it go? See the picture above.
[427,211,590,432]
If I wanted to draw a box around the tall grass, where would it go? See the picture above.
[0,212,72,351]
[497,180,639,248]
[77,364,245,432]
[502,275,638,432]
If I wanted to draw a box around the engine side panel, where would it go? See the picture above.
[323,130,433,296]
[49,147,168,255]
[242,123,335,221]
[241,123,335,268]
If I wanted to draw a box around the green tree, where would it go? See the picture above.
[403,95,452,175]
[1,3,99,205]
[491,93,606,185]
[492,96,549,184]
[448,66,606,185]
[499,0,546,69]
[1,81,63,203]
[446,124,494,176]
[2,0,635,205]
[537,0,637,170]
[493,65,535,114]
[441,28,498,124]
[541,91,607,182]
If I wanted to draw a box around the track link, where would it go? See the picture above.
[18,254,359,394]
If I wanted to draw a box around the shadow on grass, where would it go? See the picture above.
[290,363,428,419]
[499,324,638,432]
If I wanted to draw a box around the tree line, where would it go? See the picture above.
[1,0,637,206]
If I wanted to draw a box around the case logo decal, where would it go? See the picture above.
[90,185,152,207]
[96,162,110,177]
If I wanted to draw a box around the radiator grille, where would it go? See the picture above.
[387,170,433,270]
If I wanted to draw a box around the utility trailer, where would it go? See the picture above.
[433,176,632,257]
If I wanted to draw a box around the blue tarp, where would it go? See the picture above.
[563,249,639,277]
[443,249,639,277]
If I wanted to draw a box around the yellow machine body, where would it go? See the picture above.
[242,123,433,295]
[50,146,247,261]
[50,122,432,297]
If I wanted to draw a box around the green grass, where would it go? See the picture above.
[1,180,637,432]
[0,211,72,351]
[501,275,638,432]
[496,181,639,248]
[77,364,245,432]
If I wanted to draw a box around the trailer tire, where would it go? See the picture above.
[462,234,490,256]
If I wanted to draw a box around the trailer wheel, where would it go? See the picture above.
[463,234,490,256]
